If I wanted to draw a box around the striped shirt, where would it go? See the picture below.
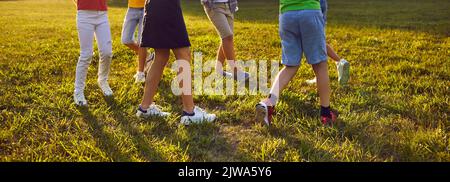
[201,0,238,13]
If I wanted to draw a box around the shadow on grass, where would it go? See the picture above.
[103,96,168,162]
[182,124,241,161]
[267,126,337,162]
[120,77,242,161]
[77,106,132,161]
[328,86,447,161]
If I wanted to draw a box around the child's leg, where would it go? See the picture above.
[74,15,95,94]
[215,45,226,74]
[172,47,195,113]
[326,44,341,62]
[125,43,140,54]
[221,36,240,73]
[137,47,147,72]
[137,12,148,73]
[264,66,299,105]
[95,18,113,85]
[121,8,140,54]
[312,61,330,107]
[205,4,242,74]
[140,49,170,109]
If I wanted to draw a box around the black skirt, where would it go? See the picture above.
[140,0,191,49]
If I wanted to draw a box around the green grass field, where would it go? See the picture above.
[0,0,449,162]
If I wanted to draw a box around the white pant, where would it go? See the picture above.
[74,10,113,93]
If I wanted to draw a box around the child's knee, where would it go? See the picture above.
[100,49,113,59]
[173,48,191,61]
[312,61,328,71]
[222,35,234,43]
[284,65,300,71]
[79,51,93,61]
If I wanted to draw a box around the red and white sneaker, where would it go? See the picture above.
[255,102,275,126]
[321,110,338,126]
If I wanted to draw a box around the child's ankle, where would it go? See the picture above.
[320,105,331,117]
[182,110,195,116]
[138,105,148,112]
[264,93,278,106]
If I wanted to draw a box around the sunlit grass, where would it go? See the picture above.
[0,0,448,162]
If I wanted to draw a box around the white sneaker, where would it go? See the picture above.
[221,71,233,79]
[98,81,113,96]
[136,104,171,118]
[221,71,250,82]
[144,52,155,74]
[180,106,216,125]
[337,59,350,85]
[74,92,87,106]
[306,77,317,85]
[134,72,146,83]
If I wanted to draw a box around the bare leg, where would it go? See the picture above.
[263,66,300,106]
[215,44,226,74]
[221,36,242,74]
[172,47,195,113]
[312,61,331,107]
[140,49,170,109]
[124,43,140,54]
[137,47,147,72]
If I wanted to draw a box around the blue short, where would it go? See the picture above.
[279,10,327,66]
[320,0,328,24]
[121,8,144,44]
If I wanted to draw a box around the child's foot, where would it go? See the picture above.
[144,52,155,74]
[98,81,113,96]
[221,71,233,79]
[235,71,250,82]
[222,71,250,82]
[337,59,350,85]
[74,92,87,106]
[255,101,275,126]
[306,77,317,85]
[180,106,216,125]
[321,110,338,126]
[136,104,171,118]
[134,72,146,83]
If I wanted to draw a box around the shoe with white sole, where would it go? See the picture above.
[134,72,146,83]
[136,104,171,118]
[221,71,233,79]
[74,92,87,106]
[255,102,275,126]
[144,52,155,74]
[180,106,216,125]
[98,81,113,96]
[221,71,250,82]
[306,77,317,85]
[337,59,350,85]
